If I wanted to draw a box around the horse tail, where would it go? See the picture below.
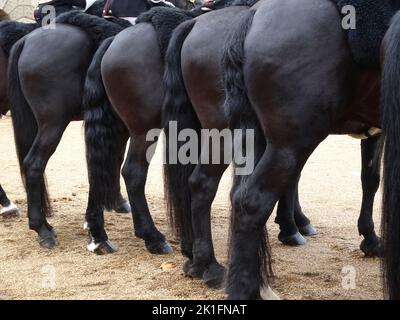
[222,10,274,294]
[83,36,122,211]
[8,38,52,217]
[381,11,400,300]
[162,19,197,251]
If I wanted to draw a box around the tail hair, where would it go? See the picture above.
[222,10,274,293]
[84,36,124,210]
[381,11,400,300]
[162,19,197,247]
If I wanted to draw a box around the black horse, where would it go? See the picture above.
[0,0,110,114]
[6,12,131,249]
[81,5,203,255]
[81,4,317,270]
[218,0,398,299]
[7,1,196,252]
[162,2,383,290]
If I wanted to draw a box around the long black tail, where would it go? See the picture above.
[83,36,123,210]
[8,38,52,217]
[381,11,400,300]
[162,19,197,245]
[222,10,274,294]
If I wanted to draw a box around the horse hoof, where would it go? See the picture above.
[146,241,173,255]
[360,238,384,258]
[114,200,131,214]
[260,285,281,300]
[203,263,226,289]
[278,231,307,246]
[299,224,318,237]
[38,232,59,249]
[183,260,205,279]
[37,225,58,249]
[87,239,118,255]
[0,202,21,218]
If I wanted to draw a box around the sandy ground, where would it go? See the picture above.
[0,117,382,300]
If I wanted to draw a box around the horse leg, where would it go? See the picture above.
[275,179,306,246]
[110,124,131,214]
[0,184,20,217]
[227,144,318,299]
[293,183,317,236]
[275,177,317,244]
[85,119,126,254]
[0,184,10,207]
[0,46,8,115]
[185,162,228,288]
[23,122,68,248]
[122,134,172,254]
[358,135,383,257]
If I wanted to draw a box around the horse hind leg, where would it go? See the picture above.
[0,184,11,208]
[293,182,318,237]
[122,134,172,255]
[275,178,317,246]
[275,180,306,246]
[108,123,131,214]
[185,161,228,288]
[358,135,383,257]
[227,143,319,299]
[23,123,68,248]
[0,184,20,218]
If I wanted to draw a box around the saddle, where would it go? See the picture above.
[331,0,400,66]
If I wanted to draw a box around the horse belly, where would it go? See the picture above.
[331,69,381,135]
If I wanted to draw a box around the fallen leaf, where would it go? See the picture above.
[161,262,177,271]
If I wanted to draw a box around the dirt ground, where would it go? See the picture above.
[0,117,382,300]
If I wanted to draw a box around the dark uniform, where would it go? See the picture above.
[103,0,150,18]
[36,0,176,18]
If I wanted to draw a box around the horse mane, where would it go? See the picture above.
[0,21,38,56]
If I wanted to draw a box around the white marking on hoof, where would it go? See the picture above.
[0,202,21,217]
[260,285,280,300]
[83,221,89,231]
[87,239,100,253]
